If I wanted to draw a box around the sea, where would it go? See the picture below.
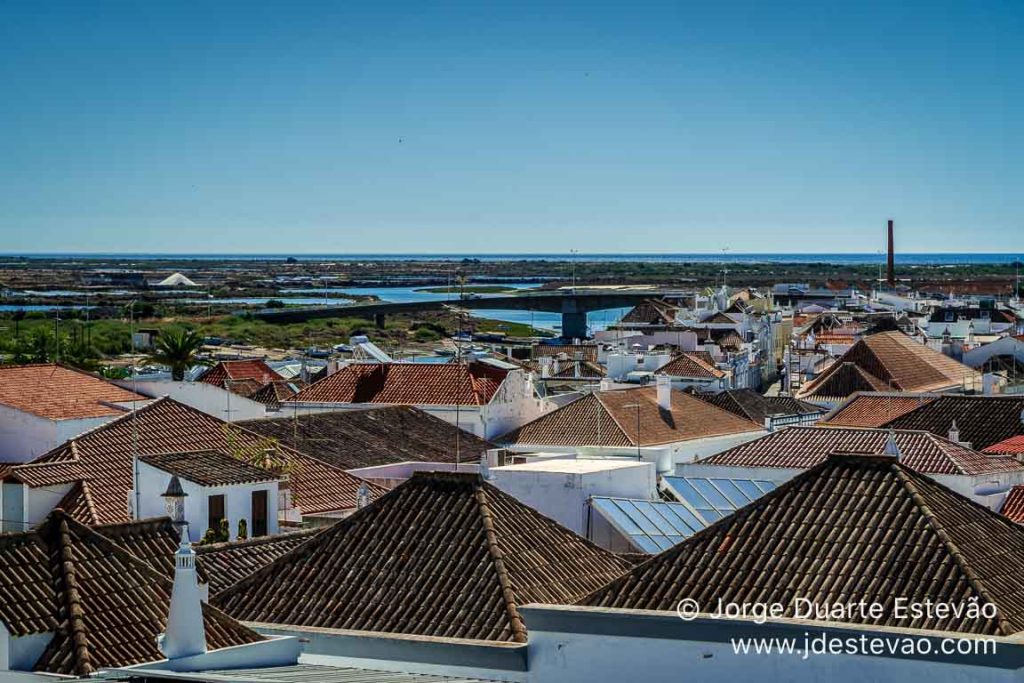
[2,252,1022,265]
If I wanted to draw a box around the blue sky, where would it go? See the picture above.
[1,1,1021,254]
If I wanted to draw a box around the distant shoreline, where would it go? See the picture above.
[2,252,1021,266]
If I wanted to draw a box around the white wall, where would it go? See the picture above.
[118,380,268,422]
[0,482,27,533]
[25,482,73,528]
[135,461,279,542]
[524,607,1021,683]
[0,404,114,464]
[489,462,655,536]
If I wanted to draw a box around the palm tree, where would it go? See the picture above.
[145,328,209,380]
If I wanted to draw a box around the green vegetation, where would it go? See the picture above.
[145,328,210,380]
[0,309,554,366]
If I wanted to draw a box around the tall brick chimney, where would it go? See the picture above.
[886,219,895,287]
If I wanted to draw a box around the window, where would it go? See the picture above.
[251,490,268,537]
[208,494,225,534]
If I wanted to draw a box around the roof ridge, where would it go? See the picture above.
[474,484,528,643]
[592,392,634,446]
[51,513,95,676]
[891,466,1015,635]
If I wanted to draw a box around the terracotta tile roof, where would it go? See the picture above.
[498,387,763,448]
[695,389,825,423]
[619,300,678,326]
[581,454,1024,636]
[985,435,1024,455]
[287,361,509,406]
[822,392,938,427]
[141,450,279,486]
[1002,485,1024,524]
[0,363,148,420]
[200,359,282,391]
[534,343,599,363]
[883,395,1024,451]
[5,397,386,524]
[92,516,208,584]
[0,510,262,676]
[797,331,980,401]
[701,425,1023,476]
[655,353,725,379]
[247,379,301,407]
[213,472,632,643]
[92,517,315,596]
[528,358,607,379]
[239,406,493,470]
[195,529,321,596]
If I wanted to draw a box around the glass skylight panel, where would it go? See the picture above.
[633,500,681,536]
[592,497,643,535]
[709,478,750,507]
[662,504,704,533]
[754,480,778,493]
[734,479,764,500]
[691,479,734,511]
[663,477,711,510]
[591,497,707,554]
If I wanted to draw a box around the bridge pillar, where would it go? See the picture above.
[374,313,387,329]
[561,298,588,339]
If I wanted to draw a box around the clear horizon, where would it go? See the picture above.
[2,1,1022,253]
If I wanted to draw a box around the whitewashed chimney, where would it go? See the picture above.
[656,374,672,410]
[599,378,612,392]
[948,420,960,444]
[160,529,207,659]
[883,429,902,461]
[539,356,553,378]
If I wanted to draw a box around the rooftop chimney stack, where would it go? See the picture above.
[656,374,672,411]
[887,219,895,287]
[159,529,207,660]
[948,420,960,444]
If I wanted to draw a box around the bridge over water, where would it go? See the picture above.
[255,289,676,338]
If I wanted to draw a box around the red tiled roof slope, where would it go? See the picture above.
[0,363,147,420]
[581,454,1024,636]
[884,395,1024,451]
[656,353,724,379]
[5,398,386,524]
[701,426,1022,476]
[986,435,1024,456]
[823,393,938,427]
[240,406,492,470]
[1002,485,1024,524]
[0,510,261,676]
[195,529,321,596]
[288,362,508,406]
[797,331,979,401]
[213,472,632,643]
[200,359,281,390]
[499,387,763,448]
